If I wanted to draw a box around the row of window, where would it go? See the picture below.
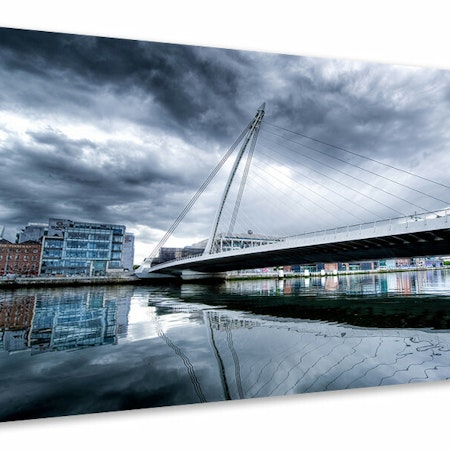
[64,250,110,259]
[65,240,112,250]
[0,248,39,253]
[42,260,91,268]
[1,264,37,271]
[66,232,123,241]
[0,255,38,261]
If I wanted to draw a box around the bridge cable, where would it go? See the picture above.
[254,141,387,221]
[264,121,450,190]
[261,124,449,208]
[257,133,405,216]
[147,116,255,260]
[260,131,426,214]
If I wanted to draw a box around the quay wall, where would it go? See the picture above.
[0,275,145,290]
[1,266,448,289]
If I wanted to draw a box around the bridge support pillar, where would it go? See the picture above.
[180,269,227,281]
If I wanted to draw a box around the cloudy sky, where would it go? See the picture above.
[1,26,450,263]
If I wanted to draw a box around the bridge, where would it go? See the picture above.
[135,104,450,280]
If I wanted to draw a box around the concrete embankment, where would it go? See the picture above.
[1,267,447,289]
[0,275,146,290]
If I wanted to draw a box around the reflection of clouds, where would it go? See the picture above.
[205,314,450,399]
[0,330,224,421]
[2,275,450,422]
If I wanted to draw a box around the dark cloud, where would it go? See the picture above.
[1,27,450,261]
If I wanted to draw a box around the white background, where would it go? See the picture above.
[1,1,450,448]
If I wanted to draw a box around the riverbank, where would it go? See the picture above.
[1,266,448,290]
[0,274,145,290]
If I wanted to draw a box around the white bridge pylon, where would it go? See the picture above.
[135,104,450,280]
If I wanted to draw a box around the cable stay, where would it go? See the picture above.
[253,142,388,222]
[146,111,258,260]
[264,121,450,190]
[261,124,449,208]
[259,131,430,215]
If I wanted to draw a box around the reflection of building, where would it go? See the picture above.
[206,311,260,331]
[0,240,42,276]
[0,296,36,352]
[0,289,131,354]
[39,218,127,276]
[29,291,130,353]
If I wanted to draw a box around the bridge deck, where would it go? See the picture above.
[146,211,450,276]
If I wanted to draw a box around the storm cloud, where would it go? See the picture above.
[1,27,450,262]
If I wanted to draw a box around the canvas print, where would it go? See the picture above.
[1,26,450,423]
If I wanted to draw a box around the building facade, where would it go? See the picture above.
[39,218,127,276]
[0,239,42,276]
[18,223,48,243]
[122,233,135,271]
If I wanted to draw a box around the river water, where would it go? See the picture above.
[1,269,450,422]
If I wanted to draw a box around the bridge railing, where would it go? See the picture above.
[205,208,450,253]
[283,208,450,247]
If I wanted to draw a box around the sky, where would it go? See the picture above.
[2,26,450,263]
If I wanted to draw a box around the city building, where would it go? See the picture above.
[39,218,127,276]
[212,232,283,253]
[122,233,135,270]
[18,222,48,243]
[152,242,206,265]
[0,239,42,276]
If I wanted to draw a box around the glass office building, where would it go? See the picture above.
[39,218,126,276]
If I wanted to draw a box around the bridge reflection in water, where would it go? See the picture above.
[1,270,450,421]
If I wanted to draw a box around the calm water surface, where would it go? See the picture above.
[2,269,450,422]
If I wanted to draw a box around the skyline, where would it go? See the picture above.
[1,27,450,263]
